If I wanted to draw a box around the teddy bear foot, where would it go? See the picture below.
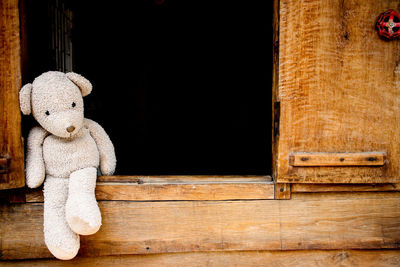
[46,240,80,261]
[66,195,102,235]
[67,214,101,236]
[66,167,102,235]
[44,176,80,260]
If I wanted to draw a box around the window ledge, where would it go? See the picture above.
[26,175,274,202]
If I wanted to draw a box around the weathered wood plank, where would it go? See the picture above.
[1,250,400,267]
[289,152,386,167]
[274,183,291,199]
[97,175,271,183]
[0,0,25,189]
[292,183,400,193]
[2,192,400,259]
[25,176,274,202]
[272,0,280,181]
[0,158,9,174]
[278,0,400,183]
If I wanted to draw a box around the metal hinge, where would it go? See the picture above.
[0,158,9,174]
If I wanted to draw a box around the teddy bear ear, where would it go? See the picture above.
[19,83,32,115]
[66,72,92,97]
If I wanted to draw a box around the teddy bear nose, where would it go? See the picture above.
[66,126,75,133]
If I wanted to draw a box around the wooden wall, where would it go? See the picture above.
[2,250,400,267]
[2,191,400,265]
[0,0,25,190]
[2,0,400,265]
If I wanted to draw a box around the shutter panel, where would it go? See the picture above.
[0,0,25,189]
[277,0,400,183]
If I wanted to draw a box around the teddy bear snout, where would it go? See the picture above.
[66,126,76,133]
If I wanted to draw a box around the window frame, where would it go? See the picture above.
[0,0,25,190]
[2,0,400,203]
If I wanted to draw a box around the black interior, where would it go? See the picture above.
[22,0,273,175]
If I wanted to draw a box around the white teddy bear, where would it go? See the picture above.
[19,71,116,260]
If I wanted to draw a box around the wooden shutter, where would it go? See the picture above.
[276,0,400,183]
[0,0,25,189]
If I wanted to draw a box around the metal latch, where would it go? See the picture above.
[0,158,9,174]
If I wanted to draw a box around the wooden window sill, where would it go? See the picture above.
[26,175,274,202]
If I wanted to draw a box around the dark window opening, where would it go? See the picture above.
[22,0,273,175]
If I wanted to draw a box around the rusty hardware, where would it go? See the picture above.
[0,158,9,174]
[289,152,386,167]
[376,9,400,40]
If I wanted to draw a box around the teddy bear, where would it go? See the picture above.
[19,71,116,260]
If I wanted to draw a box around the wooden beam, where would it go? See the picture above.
[1,250,400,266]
[25,176,274,202]
[272,0,280,180]
[292,183,400,193]
[0,0,25,189]
[97,175,272,183]
[2,192,400,259]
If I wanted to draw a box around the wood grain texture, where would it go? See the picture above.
[1,250,400,267]
[97,175,272,183]
[2,192,400,259]
[278,0,400,183]
[272,0,280,181]
[274,183,291,199]
[292,183,400,193]
[289,152,386,167]
[25,176,274,202]
[0,158,9,174]
[0,0,25,189]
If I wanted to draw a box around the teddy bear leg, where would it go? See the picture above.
[66,167,101,235]
[43,176,80,260]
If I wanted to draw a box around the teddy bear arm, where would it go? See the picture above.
[26,127,48,188]
[84,119,116,175]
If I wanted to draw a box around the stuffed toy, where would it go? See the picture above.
[19,71,116,260]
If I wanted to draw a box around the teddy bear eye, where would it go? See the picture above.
[45,111,50,116]
[72,102,76,108]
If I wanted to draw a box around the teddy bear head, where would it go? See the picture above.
[19,71,92,138]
